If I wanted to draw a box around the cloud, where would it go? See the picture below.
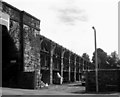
[57,7,88,25]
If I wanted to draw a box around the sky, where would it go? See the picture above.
[4,0,119,60]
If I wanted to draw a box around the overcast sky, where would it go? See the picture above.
[5,0,118,59]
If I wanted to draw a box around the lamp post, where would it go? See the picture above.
[92,26,98,92]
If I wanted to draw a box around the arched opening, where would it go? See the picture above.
[2,25,20,88]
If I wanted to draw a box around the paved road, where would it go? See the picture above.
[1,82,120,96]
[1,85,85,95]
[1,82,85,95]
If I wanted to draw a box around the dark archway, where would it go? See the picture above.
[2,25,20,88]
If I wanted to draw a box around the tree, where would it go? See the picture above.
[82,53,90,62]
[117,59,120,68]
[111,51,119,62]
[82,53,91,70]
[92,48,108,69]
[107,51,119,68]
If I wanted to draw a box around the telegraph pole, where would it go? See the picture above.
[92,26,98,93]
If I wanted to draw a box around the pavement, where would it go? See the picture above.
[1,82,85,95]
[1,82,120,96]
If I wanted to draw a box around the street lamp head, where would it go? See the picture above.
[92,26,95,29]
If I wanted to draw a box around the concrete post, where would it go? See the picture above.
[61,49,65,84]
[50,53,53,85]
[74,56,77,82]
[83,59,84,72]
[79,60,81,81]
[34,38,43,89]
[82,59,84,81]
[68,52,71,82]
[92,26,99,92]
[50,43,56,84]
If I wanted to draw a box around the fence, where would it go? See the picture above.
[86,69,120,92]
